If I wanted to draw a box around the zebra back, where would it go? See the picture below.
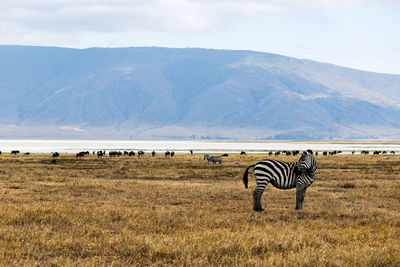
[253,159,298,189]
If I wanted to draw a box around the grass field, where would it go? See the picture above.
[0,152,399,266]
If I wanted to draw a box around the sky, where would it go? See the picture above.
[1,0,399,74]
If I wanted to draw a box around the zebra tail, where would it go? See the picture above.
[243,163,256,189]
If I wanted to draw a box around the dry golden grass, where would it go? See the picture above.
[0,152,400,266]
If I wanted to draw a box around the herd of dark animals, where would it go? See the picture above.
[0,149,398,169]
[0,149,397,159]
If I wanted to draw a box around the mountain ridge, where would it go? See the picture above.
[1,45,399,140]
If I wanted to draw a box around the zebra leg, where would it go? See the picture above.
[253,182,267,212]
[253,190,264,212]
[295,186,307,210]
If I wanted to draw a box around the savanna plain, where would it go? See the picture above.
[0,151,399,266]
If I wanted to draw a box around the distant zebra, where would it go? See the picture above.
[204,155,222,164]
[243,150,317,211]
[207,156,222,164]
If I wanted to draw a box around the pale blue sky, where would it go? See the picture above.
[1,0,399,74]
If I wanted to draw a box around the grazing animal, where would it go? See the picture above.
[240,151,246,155]
[52,152,60,158]
[203,154,209,160]
[109,151,119,157]
[165,151,171,157]
[171,151,175,157]
[76,151,89,158]
[11,150,20,155]
[243,150,317,211]
[152,151,156,157]
[190,150,193,155]
[138,151,144,157]
[207,156,222,164]
[51,159,57,164]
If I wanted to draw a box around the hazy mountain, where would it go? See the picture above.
[1,45,400,139]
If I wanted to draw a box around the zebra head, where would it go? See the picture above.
[296,150,317,175]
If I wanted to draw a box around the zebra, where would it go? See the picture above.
[207,156,222,164]
[242,150,317,211]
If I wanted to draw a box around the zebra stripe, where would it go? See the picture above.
[243,150,317,211]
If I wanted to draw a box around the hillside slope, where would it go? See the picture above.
[1,45,399,139]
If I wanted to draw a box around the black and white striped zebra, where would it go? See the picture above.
[204,155,222,164]
[243,150,317,211]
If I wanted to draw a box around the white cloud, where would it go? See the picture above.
[0,1,281,34]
[2,0,397,34]
[0,0,399,73]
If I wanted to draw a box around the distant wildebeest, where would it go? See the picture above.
[284,151,292,156]
[165,151,171,157]
[243,150,317,211]
[109,151,122,157]
[207,156,222,165]
[240,151,246,156]
[0,151,2,155]
[24,152,30,155]
[190,150,193,155]
[171,151,175,157]
[128,151,135,156]
[221,154,229,157]
[292,150,300,156]
[11,150,20,155]
[76,151,86,158]
[152,151,156,157]
[97,151,104,157]
[52,152,60,158]
[138,151,144,157]
[51,159,57,164]
[391,151,396,154]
